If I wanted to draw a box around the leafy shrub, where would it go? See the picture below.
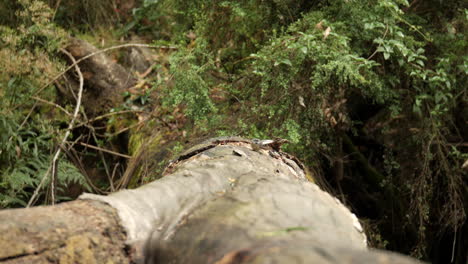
[149,0,467,261]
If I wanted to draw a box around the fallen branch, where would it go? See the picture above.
[32,43,177,99]
[76,141,132,159]
[31,96,72,116]
[73,109,143,128]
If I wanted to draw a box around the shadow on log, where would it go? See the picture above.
[0,138,423,264]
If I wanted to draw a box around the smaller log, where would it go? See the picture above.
[62,38,137,116]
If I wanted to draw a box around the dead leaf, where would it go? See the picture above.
[186,31,197,40]
[323,27,331,40]
[315,21,324,30]
[462,159,468,170]
[299,96,306,107]
[15,145,21,158]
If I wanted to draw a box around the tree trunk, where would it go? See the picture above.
[0,138,422,264]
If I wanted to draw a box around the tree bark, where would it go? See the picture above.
[0,138,422,264]
[0,200,127,263]
[61,38,137,116]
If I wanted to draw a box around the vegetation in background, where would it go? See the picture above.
[0,0,466,263]
[0,0,89,207]
[146,0,467,261]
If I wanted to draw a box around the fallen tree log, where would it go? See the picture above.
[0,200,127,263]
[0,138,422,263]
[60,38,137,116]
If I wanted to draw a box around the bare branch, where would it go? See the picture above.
[77,142,132,159]
[367,24,389,60]
[27,48,85,207]
[32,96,72,116]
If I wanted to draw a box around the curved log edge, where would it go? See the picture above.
[164,137,307,176]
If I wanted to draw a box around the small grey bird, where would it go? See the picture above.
[251,138,289,152]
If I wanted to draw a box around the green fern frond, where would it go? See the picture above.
[57,160,91,192]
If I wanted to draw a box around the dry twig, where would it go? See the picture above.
[76,142,132,159]
[27,48,84,207]
[73,109,143,128]
[31,96,72,116]
[367,24,389,60]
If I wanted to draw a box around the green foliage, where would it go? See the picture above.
[56,160,91,194]
[162,47,216,121]
[44,0,122,31]
[0,113,90,208]
[0,0,465,262]
[146,0,466,261]
[124,0,182,37]
[0,115,48,207]
[0,0,66,89]
[131,0,316,64]
[0,0,89,208]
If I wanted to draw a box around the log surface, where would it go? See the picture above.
[0,200,127,263]
[0,138,423,264]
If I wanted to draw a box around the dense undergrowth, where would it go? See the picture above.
[0,0,90,207]
[0,0,466,263]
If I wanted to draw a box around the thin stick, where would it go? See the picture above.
[77,142,132,159]
[73,109,142,128]
[27,48,85,207]
[32,96,72,116]
[451,228,456,263]
[63,143,106,194]
[52,0,62,21]
[88,127,112,182]
[367,24,389,60]
[0,101,39,157]
[18,101,39,130]
[107,121,144,137]
[110,163,120,192]
[430,142,468,147]
[138,62,158,78]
